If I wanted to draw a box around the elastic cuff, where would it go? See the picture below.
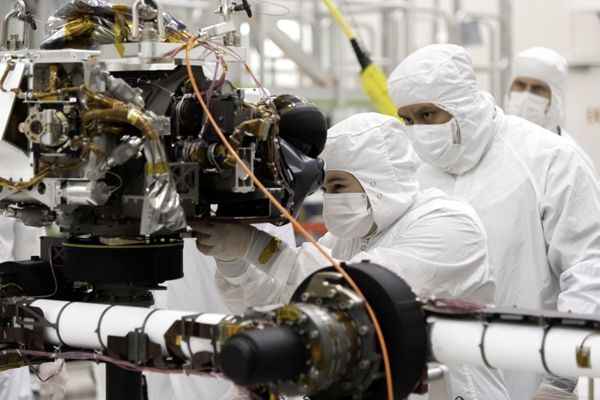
[245,229,275,266]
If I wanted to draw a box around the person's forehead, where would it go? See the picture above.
[397,103,445,115]
[513,76,550,87]
[325,170,353,181]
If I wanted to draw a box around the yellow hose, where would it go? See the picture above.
[321,0,355,39]
[321,0,400,120]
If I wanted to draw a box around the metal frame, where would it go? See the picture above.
[0,0,510,114]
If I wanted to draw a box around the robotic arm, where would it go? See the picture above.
[2,262,600,399]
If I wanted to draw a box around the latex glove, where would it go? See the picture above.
[192,222,255,261]
[531,384,578,400]
[38,359,67,400]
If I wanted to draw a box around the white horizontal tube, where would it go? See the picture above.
[29,301,600,378]
[429,317,600,378]
[30,299,227,358]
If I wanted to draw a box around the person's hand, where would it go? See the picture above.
[531,384,578,400]
[191,221,255,261]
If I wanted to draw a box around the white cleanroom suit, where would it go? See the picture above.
[388,43,600,400]
[202,113,509,399]
[505,46,595,171]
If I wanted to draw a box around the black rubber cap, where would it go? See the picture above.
[219,334,256,383]
[219,326,307,385]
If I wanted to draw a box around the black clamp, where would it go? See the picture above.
[104,308,165,368]
[233,0,252,18]
[20,11,36,31]
[539,318,556,376]
[179,313,215,361]
[1,301,54,352]
[478,319,494,369]
[163,313,222,370]
[54,302,74,347]
[95,304,117,350]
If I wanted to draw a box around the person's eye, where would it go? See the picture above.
[532,85,549,96]
[400,115,413,125]
[333,184,345,191]
[513,81,526,91]
[422,111,434,121]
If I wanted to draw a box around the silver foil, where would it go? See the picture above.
[140,138,187,235]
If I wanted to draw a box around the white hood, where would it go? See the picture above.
[507,46,567,133]
[387,44,499,175]
[322,113,419,232]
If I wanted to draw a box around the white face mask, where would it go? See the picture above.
[506,91,550,127]
[323,193,374,239]
[405,118,463,172]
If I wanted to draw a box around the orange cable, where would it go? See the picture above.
[184,39,394,400]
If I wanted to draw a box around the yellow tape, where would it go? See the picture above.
[127,108,142,124]
[277,304,302,323]
[113,4,128,57]
[64,17,93,44]
[258,236,282,264]
[0,362,25,372]
[576,346,591,368]
[64,17,75,42]
[145,161,170,176]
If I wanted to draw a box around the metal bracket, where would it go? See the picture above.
[130,0,166,42]
[163,313,216,370]
[0,0,35,50]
